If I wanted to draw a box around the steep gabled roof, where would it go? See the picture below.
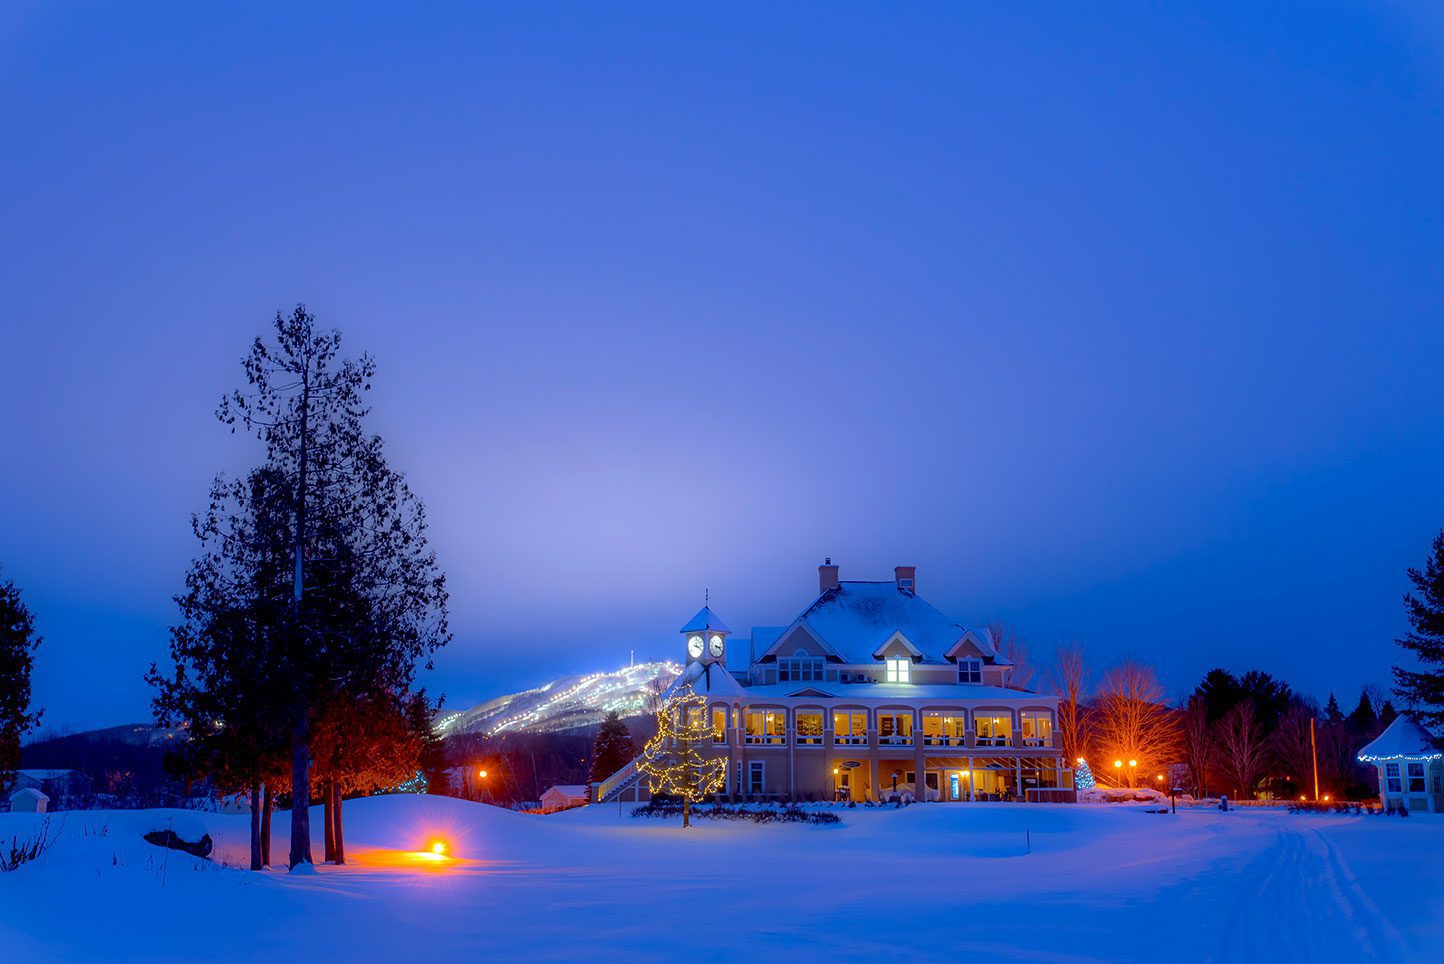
[1358,716,1442,762]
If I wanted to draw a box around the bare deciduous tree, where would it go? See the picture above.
[1089,659,1180,787]
[1050,643,1088,765]
[1181,695,1213,797]
[988,621,1034,691]
[1215,700,1268,799]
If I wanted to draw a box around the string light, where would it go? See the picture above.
[637,683,726,827]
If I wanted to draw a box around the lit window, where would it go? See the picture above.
[878,712,914,745]
[711,707,727,744]
[885,657,911,683]
[833,710,868,744]
[975,713,1012,746]
[1385,762,1401,793]
[1021,710,1053,747]
[744,709,786,745]
[958,658,983,684]
[748,761,766,795]
[796,711,823,745]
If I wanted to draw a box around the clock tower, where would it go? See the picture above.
[681,604,730,667]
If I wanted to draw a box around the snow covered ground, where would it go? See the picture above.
[1,795,1438,962]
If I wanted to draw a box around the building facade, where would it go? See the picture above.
[598,563,1072,804]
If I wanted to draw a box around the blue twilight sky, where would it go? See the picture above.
[2,2,1443,731]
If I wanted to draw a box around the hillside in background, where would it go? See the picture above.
[437,660,681,737]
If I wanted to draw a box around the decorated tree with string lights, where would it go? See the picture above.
[638,684,726,828]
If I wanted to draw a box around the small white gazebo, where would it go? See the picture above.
[1357,716,1444,813]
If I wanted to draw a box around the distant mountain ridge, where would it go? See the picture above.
[436,660,682,737]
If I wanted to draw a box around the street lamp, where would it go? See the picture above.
[1128,760,1137,787]
[833,767,841,802]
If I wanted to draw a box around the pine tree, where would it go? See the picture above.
[0,569,42,796]
[1346,689,1377,737]
[147,466,292,870]
[589,711,636,783]
[1393,529,1444,735]
[637,685,725,828]
[1324,693,1343,725]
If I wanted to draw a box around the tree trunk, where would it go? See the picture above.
[289,714,313,869]
[322,776,336,863]
[261,784,273,867]
[333,781,345,865]
[288,357,313,872]
[249,783,263,871]
[682,796,690,829]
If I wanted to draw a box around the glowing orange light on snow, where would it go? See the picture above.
[430,840,447,856]
[1113,760,1123,769]
[1323,795,1331,802]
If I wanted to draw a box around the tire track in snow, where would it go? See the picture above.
[1214,823,1413,964]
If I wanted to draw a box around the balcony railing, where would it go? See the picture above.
[744,734,785,745]
[878,735,914,747]
[975,735,1010,747]
[922,735,967,747]
[834,734,867,745]
[795,734,824,746]
[1021,736,1049,748]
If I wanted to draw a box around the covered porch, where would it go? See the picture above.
[923,756,1074,802]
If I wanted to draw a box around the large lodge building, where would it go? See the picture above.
[597,562,1075,804]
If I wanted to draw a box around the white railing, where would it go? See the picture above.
[594,756,642,803]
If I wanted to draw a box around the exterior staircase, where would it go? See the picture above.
[593,756,644,804]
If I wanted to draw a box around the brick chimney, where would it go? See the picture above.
[894,566,916,592]
[818,558,840,593]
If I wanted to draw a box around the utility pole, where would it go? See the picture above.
[1310,716,1320,801]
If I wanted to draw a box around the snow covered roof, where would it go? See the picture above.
[17,769,81,780]
[1357,716,1441,762]
[784,582,1005,665]
[680,606,731,634]
[662,660,750,700]
[542,785,588,797]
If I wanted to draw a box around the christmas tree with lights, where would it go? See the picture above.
[638,683,726,827]
[1075,759,1096,790]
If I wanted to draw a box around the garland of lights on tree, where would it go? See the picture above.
[638,683,726,827]
[1075,759,1096,790]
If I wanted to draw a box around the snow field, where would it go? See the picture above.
[0,795,1438,962]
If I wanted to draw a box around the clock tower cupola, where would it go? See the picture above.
[681,602,730,667]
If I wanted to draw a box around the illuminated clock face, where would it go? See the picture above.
[708,634,725,657]
[687,634,705,658]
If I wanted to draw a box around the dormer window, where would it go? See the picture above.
[778,650,824,682]
[957,658,982,684]
[885,656,911,683]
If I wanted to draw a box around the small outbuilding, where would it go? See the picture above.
[1357,716,1444,813]
[8,787,50,814]
[539,785,589,811]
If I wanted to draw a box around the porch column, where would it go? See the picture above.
[1015,755,1023,802]
[787,708,796,802]
[966,756,974,801]
[913,719,927,802]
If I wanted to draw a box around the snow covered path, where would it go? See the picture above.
[1,797,1438,962]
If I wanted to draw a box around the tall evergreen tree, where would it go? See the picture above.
[1345,689,1377,736]
[0,568,43,796]
[1324,692,1343,724]
[589,711,636,784]
[1393,530,1444,736]
[220,307,449,870]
